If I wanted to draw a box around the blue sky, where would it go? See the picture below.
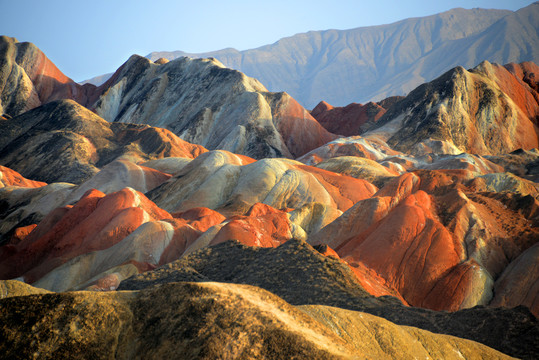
[0,0,534,82]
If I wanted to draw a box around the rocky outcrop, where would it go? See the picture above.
[1,38,336,160]
[93,55,337,159]
[309,170,539,314]
[314,156,399,187]
[0,188,172,283]
[30,206,226,292]
[0,182,75,245]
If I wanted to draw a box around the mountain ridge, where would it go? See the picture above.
[145,3,538,108]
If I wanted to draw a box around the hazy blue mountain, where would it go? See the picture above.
[79,72,113,86]
[148,3,539,108]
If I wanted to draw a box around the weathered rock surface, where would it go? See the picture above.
[63,160,172,205]
[93,55,337,159]
[0,159,176,246]
[0,188,172,284]
[309,170,539,315]
[314,156,399,187]
[310,100,388,136]
[31,206,226,292]
[0,165,46,188]
[0,182,75,245]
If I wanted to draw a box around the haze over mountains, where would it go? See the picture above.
[1,4,539,358]
[144,3,539,108]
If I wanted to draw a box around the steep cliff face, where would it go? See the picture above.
[93,55,337,159]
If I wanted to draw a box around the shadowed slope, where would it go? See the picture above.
[0,281,516,359]
[0,99,206,184]
[118,239,537,359]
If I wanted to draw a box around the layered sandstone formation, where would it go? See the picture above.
[147,150,376,215]
[93,55,337,159]
[0,37,538,359]
[310,100,390,136]
[1,36,336,161]
[0,165,46,188]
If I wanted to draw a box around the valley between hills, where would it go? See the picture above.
[1,5,539,358]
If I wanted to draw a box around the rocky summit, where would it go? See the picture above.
[1,25,539,359]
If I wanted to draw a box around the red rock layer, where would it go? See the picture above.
[0,188,172,283]
[379,61,539,155]
[501,62,539,120]
[296,164,377,211]
[311,101,386,136]
[310,170,539,311]
[0,165,46,188]
[267,93,339,158]
[112,125,208,160]
[8,224,38,245]
[158,208,227,265]
[0,36,101,115]
[209,203,292,248]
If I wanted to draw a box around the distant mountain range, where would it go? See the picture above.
[141,3,539,108]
